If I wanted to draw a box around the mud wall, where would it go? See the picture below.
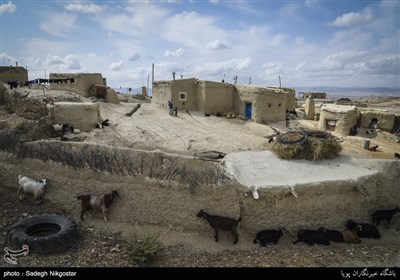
[0,67,28,83]
[359,110,395,131]
[202,81,234,114]
[236,85,287,124]
[49,73,104,97]
[1,148,399,235]
[51,102,100,131]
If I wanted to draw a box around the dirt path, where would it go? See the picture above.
[1,186,399,267]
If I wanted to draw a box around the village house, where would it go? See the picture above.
[0,66,28,85]
[152,78,296,124]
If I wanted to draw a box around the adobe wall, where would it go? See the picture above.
[49,73,104,97]
[151,81,173,108]
[171,78,198,111]
[1,148,398,235]
[359,110,395,131]
[0,67,28,83]
[319,106,358,135]
[202,81,235,114]
[284,87,296,112]
[50,102,100,131]
[236,85,286,123]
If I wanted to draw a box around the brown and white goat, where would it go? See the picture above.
[77,190,120,223]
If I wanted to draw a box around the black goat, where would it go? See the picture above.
[293,229,330,246]
[345,220,381,239]
[369,145,379,152]
[254,228,286,246]
[318,227,344,243]
[196,210,241,244]
[101,119,110,126]
[372,207,400,225]
[395,153,400,160]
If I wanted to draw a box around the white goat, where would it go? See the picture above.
[18,175,47,205]
[52,124,63,131]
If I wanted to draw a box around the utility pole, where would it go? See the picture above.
[279,75,281,87]
[151,63,154,83]
[147,74,149,95]
[248,77,251,85]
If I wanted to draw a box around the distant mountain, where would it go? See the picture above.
[293,86,400,98]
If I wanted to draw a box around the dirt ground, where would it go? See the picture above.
[1,92,399,268]
[1,186,399,268]
[74,101,400,160]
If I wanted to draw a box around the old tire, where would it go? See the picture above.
[302,130,329,139]
[6,214,77,254]
[276,131,308,145]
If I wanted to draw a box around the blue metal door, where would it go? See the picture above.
[245,103,252,119]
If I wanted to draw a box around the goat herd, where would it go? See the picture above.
[197,208,399,246]
[51,119,110,139]
[17,174,399,247]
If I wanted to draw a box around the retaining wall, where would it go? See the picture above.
[1,143,399,235]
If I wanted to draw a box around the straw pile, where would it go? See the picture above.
[272,133,342,161]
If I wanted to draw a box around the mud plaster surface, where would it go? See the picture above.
[223,151,379,188]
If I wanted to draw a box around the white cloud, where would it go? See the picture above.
[164,48,184,57]
[64,54,81,70]
[262,62,283,76]
[44,54,81,70]
[46,55,64,66]
[195,57,251,76]
[364,54,399,75]
[329,9,373,27]
[100,3,169,36]
[163,11,227,49]
[129,53,141,61]
[329,29,373,51]
[88,53,97,57]
[295,36,305,45]
[0,53,17,65]
[209,0,219,4]
[109,61,124,71]
[228,1,262,16]
[206,39,228,50]
[39,13,77,37]
[0,1,16,14]
[65,3,103,14]
[266,34,288,47]
[305,0,320,12]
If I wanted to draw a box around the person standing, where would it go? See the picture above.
[168,100,174,115]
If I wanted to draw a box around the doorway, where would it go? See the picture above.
[245,103,252,119]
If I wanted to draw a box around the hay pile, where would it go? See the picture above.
[272,134,342,161]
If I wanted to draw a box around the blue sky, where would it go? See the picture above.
[1,0,399,89]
